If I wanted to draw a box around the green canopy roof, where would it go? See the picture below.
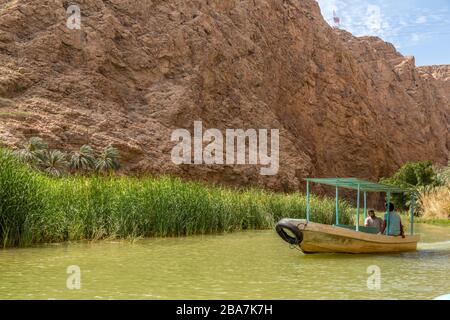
[304,178,410,193]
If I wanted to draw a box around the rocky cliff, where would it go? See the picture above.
[0,0,449,191]
[417,65,450,105]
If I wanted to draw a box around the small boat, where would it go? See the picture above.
[277,219,420,254]
[433,294,450,300]
[276,178,420,254]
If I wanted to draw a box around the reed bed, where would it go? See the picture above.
[0,149,353,247]
[419,186,450,220]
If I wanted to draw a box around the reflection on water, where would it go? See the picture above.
[0,224,449,300]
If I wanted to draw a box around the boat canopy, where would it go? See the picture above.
[304,178,411,193]
[303,177,416,236]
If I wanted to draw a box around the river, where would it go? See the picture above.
[0,224,449,300]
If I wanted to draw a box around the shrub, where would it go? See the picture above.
[417,161,450,220]
[380,161,438,210]
[12,137,121,175]
[39,150,69,177]
[95,144,121,173]
[418,185,450,220]
[12,136,47,167]
[69,145,96,171]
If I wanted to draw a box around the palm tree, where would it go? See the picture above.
[70,145,95,171]
[95,144,121,172]
[13,137,48,166]
[40,150,69,177]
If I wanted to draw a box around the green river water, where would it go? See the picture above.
[0,224,449,300]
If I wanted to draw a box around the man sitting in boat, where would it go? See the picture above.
[364,209,383,233]
[381,203,405,238]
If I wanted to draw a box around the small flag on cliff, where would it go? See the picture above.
[333,10,341,28]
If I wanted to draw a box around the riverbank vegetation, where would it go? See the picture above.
[381,161,450,224]
[12,137,121,176]
[0,148,353,248]
[417,164,450,223]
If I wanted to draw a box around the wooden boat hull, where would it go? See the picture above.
[276,219,420,254]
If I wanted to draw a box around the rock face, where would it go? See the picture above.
[0,0,449,191]
[417,65,450,105]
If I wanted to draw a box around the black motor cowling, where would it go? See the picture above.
[275,219,303,245]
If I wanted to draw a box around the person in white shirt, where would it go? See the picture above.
[364,209,383,233]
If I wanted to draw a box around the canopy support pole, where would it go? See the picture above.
[335,186,339,226]
[401,193,405,211]
[356,185,360,231]
[410,193,415,235]
[363,192,367,221]
[306,180,311,222]
[386,192,391,236]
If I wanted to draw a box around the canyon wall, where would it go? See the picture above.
[0,0,449,191]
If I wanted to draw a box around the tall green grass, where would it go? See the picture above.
[0,149,44,247]
[0,149,353,247]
